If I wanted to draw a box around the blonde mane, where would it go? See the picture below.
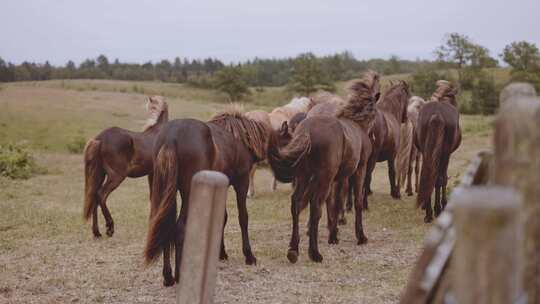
[430,80,458,106]
[143,96,168,131]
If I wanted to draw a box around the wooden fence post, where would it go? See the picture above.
[494,90,540,303]
[452,186,522,304]
[177,170,229,304]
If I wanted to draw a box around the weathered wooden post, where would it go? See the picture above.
[452,186,522,304]
[494,89,540,303]
[177,171,229,304]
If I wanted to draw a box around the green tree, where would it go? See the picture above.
[288,53,334,95]
[384,55,402,75]
[501,41,540,72]
[214,65,250,101]
[411,67,453,99]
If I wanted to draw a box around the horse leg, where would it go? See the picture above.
[434,183,442,217]
[233,177,257,265]
[388,159,401,199]
[248,166,256,198]
[162,242,174,286]
[346,176,354,213]
[328,181,344,244]
[308,179,331,263]
[353,168,368,245]
[287,176,307,264]
[424,197,433,223]
[220,209,228,261]
[174,189,188,284]
[414,154,420,193]
[406,158,414,196]
[98,172,125,237]
[337,179,348,225]
[439,155,451,211]
[92,202,101,238]
[271,177,278,191]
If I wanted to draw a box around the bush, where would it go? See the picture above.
[66,136,87,154]
[0,143,45,179]
[471,74,499,115]
[509,71,540,93]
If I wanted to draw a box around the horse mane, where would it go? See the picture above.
[283,96,314,111]
[377,80,410,110]
[143,96,168,131]
[209,109,270,161]
[430,80,458,106]
[338,75,378,127]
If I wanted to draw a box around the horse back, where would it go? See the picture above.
[208,124,253,181]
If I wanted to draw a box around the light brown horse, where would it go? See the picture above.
[396,96,427,196]
[364,81,410,207]
[246,97,314,197]
[415,80,461,223]
[144,111,270,286]
[267,71,379,263]
[83,96,168,238]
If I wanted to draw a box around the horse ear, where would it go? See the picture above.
[280,121,289,136]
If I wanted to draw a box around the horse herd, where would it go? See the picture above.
[82,71,461,286]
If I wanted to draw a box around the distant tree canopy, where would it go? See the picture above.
[287,53,335,95]
[501,41,540,73]
[0,52,434,87]
[213,65,250,102]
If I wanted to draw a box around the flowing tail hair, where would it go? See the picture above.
[417,115,444,208]
[396,121,414,189]
[144,143,178,264]
[267,129,311,183]
[83,139,105,221]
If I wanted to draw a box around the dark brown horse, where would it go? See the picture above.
[83,96,168,238]
[363,81,410,207]
[144,111,269,286]
[415,80,461,223]
[268,71,379,263]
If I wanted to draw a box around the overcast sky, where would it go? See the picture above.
[1,0,539,65]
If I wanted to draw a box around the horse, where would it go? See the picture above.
[83,96,168,238]
[143,111,270,286]
[246,97,313,197]
[363,81,410,208]
[415,80,461,223]
[267,71,379,263]
[395,96,427,196]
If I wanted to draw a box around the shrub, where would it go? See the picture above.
[0,143,45,179]
[66,136,87,154]
[471,74,499,115]
[411,67,454,99]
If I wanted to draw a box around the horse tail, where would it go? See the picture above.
[417,115,444,208]
[268,130,311,183]
[396,121,413,189]
[83,139,105,221]
[144,143,178,264]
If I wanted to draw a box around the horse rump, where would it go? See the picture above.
[268,130,311,183]
[417,114,444,208]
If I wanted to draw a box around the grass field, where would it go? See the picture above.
[0,80,492,303]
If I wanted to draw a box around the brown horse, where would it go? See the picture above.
[396,96,427,196]
[415,80,461,223]
[144,111,269,286]
[83,96,168,238]
[267,71,379,263]
[363,81,410,207]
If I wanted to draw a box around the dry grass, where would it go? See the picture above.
[0,80,492,303]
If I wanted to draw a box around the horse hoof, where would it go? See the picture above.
[338,217,347,226]
[424,215,433,223]
[287,250,298,264]
[328,237,339,245]
[357,235,368,245]
[308,250,323,263]
[93,231,102,239]
[163,273,175,287]
[245,254,257,266]
[106,228,114,237]
[219,252,229,261]
[406,191,413,197]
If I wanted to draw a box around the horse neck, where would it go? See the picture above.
[143,110,169,134]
